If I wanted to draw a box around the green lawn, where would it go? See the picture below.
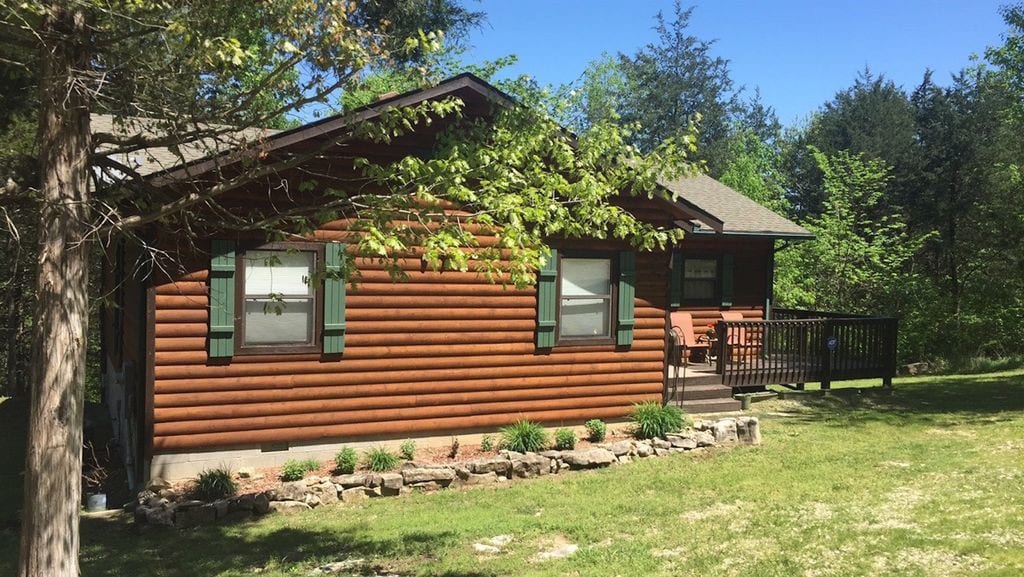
[2,370,1024,576]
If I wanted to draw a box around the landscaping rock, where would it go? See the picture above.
[617,455,632,464]
[736,416,762,445]
[331,474,368,488]
[379,473,403,496]
[308,480,339,505]
[213,499,230,519]
[459,472,499,486]
[147,478,172,491]
[231,493,255,511]
[253,492,270,514]
[236,467,257,479]
[560,448,616,469]
[140,505,175,527]
[652,438,671,449]
[634,442,653,457]
[268,501,312,515]
[268,481,309,502]
[509,453,549,478]
[402,466,456,485]
[711,419,739,444]
[666,434,698,450]
[539,450,562,459]
[467,456,512,476]
[693,430,716,447]
[409,481,442,492]
[604,440,634,457]
[340,487,368,503]
[654,447,671,457]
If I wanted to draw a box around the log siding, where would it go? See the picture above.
[149,227,672,453]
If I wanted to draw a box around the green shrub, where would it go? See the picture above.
[630,402,688,439]
[364,447,400,472]
[554,428,577,450]
[399,439,416,461]
[280,458,320,482]
[500,420,549,453]
[191,468,238,501]
[480,434,495,452]
[334,447,358,474]
[584,419,607,442]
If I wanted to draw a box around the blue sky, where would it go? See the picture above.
[463,1,1011,127]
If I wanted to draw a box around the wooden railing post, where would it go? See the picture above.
[821,318,834,390]
[715,320,727,379]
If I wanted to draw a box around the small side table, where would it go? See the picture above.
[699,335,718,365]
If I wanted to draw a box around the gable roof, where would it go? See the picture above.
[661,174,812,239]
[92,73,809,239]
[91,114,281,178]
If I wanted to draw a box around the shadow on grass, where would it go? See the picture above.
[763,370,1024,429]
[71,514,492,577]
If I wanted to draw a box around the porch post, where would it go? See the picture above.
[821,318,833,390]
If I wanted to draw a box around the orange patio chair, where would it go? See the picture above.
[669,311,710,365]
[721,311,763,363]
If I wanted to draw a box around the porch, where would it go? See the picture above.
[667,309,899,412]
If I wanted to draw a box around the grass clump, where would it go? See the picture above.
[554,428,577,450]
[280,459,320,482]
[364,447,400,472]
[191,468,238,501]
[334,447,358,474]
[630,402,687,440]
[584,419,607,442]
[480,434,495,452]
[399,439,416,461]
[500,420,549,453]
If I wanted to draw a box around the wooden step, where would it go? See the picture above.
[669,383,733,401]
[666,373,723,387]
[681,397,744,414]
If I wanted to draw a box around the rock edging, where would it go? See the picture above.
[132,416,760,529]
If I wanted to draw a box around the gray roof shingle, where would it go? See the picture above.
[91,114,280,178]
[660,173,812,238]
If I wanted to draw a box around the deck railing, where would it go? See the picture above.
[713,309,898,389]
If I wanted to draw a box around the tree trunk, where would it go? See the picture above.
[19,6,91,577]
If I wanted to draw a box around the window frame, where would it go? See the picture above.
[234,241,325,356]
[555,251,618,347]
[680,254,722,306]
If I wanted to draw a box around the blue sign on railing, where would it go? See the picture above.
[826,336,839,351]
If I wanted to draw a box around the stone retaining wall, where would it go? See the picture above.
[133,417,760,529]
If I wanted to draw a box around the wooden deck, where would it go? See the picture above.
[666,309,898,413]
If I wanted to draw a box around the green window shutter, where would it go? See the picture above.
[721,253,735,308]
[669,251,682,308]
[323,243,347,354]
[536,249,558,349]
[209,239,236,358]
[617,251,636,346]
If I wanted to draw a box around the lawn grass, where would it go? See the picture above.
[2,370,1023,576]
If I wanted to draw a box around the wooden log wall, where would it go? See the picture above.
[150,228,671,452]
[673,235,772,338]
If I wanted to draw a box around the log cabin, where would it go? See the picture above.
[97,74,894,484]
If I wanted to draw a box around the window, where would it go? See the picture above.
[682,257,719,302]
[559,257,614,342]
[236,244,322,353]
